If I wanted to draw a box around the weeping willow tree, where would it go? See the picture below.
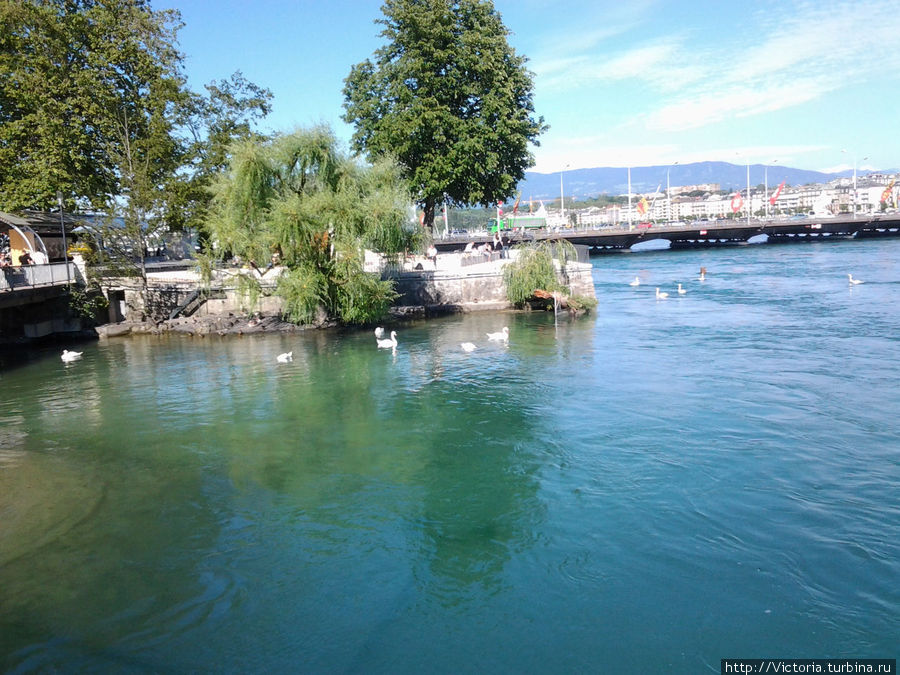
[205,126,418,324]
[503,239,596,313]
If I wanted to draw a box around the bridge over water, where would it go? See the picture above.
[434,214,900,253]
[0,262,84,342]
[0,262,78,307]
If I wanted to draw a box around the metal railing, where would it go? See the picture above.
[0,262,78,292]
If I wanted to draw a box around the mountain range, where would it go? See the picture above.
[517,161,891,202]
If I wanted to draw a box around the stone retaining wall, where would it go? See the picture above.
[389,260,595,309]
[107,259,596,323]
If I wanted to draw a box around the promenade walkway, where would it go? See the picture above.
[0,262,77,293]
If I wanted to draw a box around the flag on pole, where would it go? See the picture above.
[731,192,743,213]
[512,191,522,216]
[769,180,786,206]
[880,179,895,205]
[637,197,649,215]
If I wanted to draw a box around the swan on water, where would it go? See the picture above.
[377,331,398,349]
[848,273,864,285]
[656,287,669,299]
[374,326,385,339]
[629,277,640,287]
[486,326,509,342]
[461,342,477,352]
[61,349,83,362]
[677,283,686,295]
[276,351,293,363]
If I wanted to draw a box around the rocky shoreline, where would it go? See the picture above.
[95,302,510,339]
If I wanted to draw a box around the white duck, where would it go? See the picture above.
[461,342,477,353]
[655,287,669,300]
[848,273,864,285]
[629,276,640,287]
[377,330,398,349]
[677,283,686,295]
[61,349,83,363]
[486,326,509,342]
[374,326,385,339]
[276,351,293,363]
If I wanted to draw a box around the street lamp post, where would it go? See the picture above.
[842,150,869,218]
[627,166,632,228]
[746,160,751,226]
[559,164,570,224]
[56,191,70,288]
[854,156,868,218]
[667,161,679,223]
[765,159,778,220]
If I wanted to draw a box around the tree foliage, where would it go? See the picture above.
[503,240,576,306]
[0,0,182,210]
[0,0,271,225]
[205,126,418,325]
[342,0,546,231]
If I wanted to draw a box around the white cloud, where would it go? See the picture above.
[535,0,900,129]
[643,78,833,132]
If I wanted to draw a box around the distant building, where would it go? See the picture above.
[566,172,898,225]
[669,183,720,196]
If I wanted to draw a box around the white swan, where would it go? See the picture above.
[276,351,293,363]
[848,273,864,285]
[61,349,83,362]
[374,326,385,339]
[629,276,640,287]
[656,287,669,299]
[486,326,509,342]
[377,330,398,349]
[677,283,686,295]
[461,342,477,353]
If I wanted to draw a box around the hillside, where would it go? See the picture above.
[516,161,871,201]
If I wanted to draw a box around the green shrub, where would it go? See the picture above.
[503,240,576,306]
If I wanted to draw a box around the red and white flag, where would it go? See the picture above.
[731,192,743,213]
[769,180,786,206]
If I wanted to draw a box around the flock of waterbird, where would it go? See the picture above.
[60,269,867,365]
[366,324,507,356]
[273,323,507,362]
[632,266,865,301]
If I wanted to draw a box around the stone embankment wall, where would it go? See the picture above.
[104,258,596,324]
[389,261,595,311]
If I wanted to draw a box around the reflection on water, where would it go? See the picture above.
[2,239,899,672]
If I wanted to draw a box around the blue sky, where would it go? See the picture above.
[157,0,899,175]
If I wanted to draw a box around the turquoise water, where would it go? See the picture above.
[1,239,898,673]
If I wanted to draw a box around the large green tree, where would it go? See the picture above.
[0,0,270,221]
[0,0,182,211]
[342,0,546,231]
[205,126,418,325]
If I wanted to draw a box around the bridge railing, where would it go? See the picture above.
[0,262,80,292]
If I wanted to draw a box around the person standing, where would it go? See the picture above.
[493,231,504,258]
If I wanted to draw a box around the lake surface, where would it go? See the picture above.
[2,238,898,673]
